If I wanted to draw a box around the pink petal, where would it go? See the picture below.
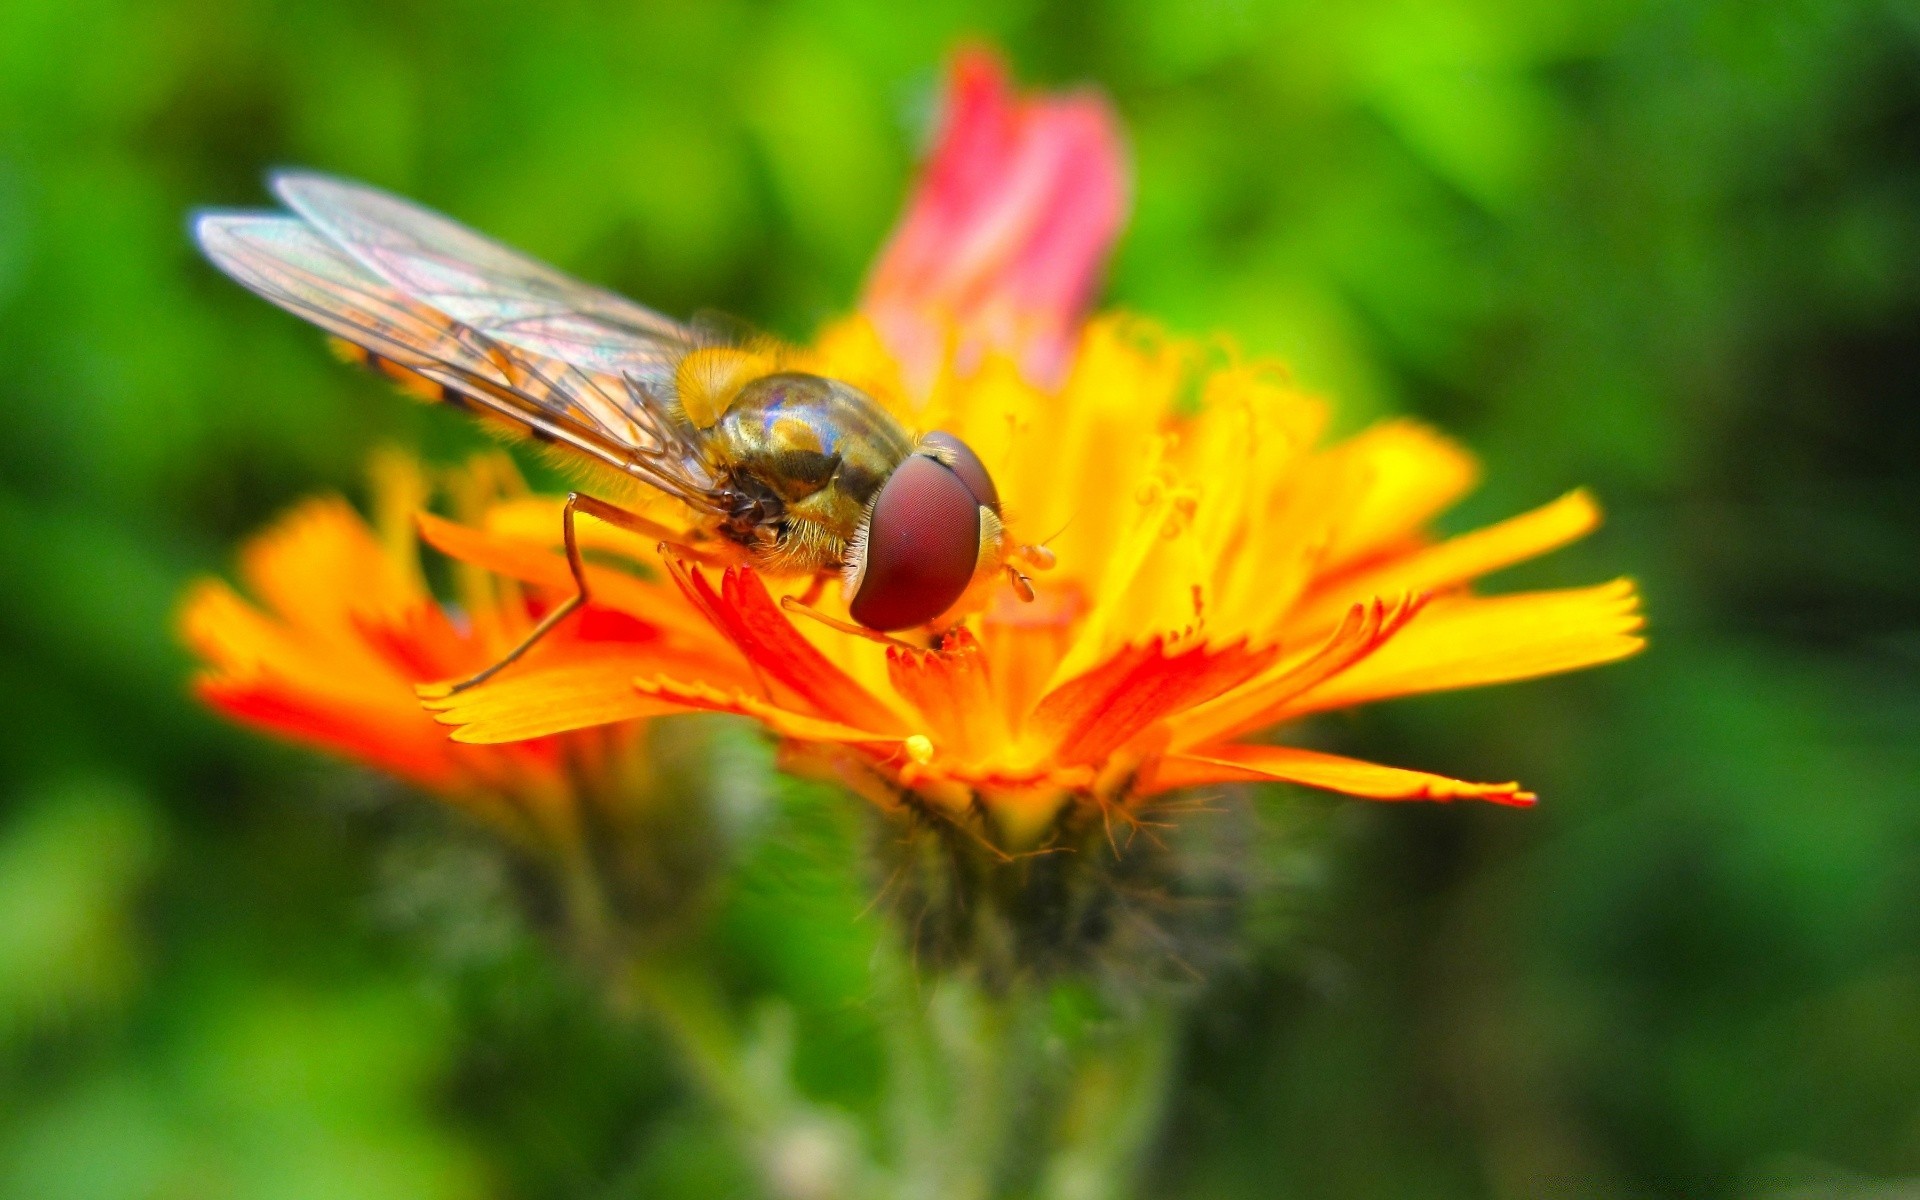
[862,46,1129,392]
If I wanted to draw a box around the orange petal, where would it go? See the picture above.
[183,580,467,789]
[415,511,711,643]
[1296,490,1601,632]
[1149,744,1535,806]
[181,579,417,722]
[1284,579,1646,717]
[198,675,464,792]
[239,497,419,640]
[1027,637,1277,766]
[978,582,1084,737]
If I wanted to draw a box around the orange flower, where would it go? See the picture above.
[420,315,1643,847]
[179,452,689,845]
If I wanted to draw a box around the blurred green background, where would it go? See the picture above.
[2,0,1918,1195]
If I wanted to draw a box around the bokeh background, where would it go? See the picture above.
[3,0,1917,1196]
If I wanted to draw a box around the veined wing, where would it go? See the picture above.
[193,212,719,507]
[271,171,694,382]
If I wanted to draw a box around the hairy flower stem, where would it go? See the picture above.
[620,957,764,1127]
[584,899,1181,1200]
[1032,1002,1178,1200]
[623,953,882,1200]
[874,947,1183,1200]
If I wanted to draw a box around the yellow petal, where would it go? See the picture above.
[1283,579,1646,716]
[1319,421,1479,569]
[427,656,685,743]
[1150,744,1534,805]
[1294,489,1601,632]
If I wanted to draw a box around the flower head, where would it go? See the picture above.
[179,453,730,899]
[181,454,552,798]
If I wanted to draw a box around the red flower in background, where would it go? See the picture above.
[862,46,1128,390]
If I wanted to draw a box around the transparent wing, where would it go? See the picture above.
[194,212,719,508]
[271,171,694,383]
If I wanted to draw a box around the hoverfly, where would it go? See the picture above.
[194,172,1049,692]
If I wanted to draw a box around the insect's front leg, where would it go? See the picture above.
[420,492,625,698]
[1002,541,1055,603]
[571,495,729,562]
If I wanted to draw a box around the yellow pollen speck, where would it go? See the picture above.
[905,734,934,764]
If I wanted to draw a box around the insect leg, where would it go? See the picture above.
[1006,564,1036,602]
[568,495,735,566]
[424,492,606,698]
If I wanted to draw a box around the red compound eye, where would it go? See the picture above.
[919,431,1000,513]
[847,454,983,631]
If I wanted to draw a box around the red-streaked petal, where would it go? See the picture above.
[661,557,907,734]
[1169,594,1428,751]
[182,579,436,735]
[356,601,488,681]
[1027,637,1278,766]
[634,675,907,746]
[1148,744,1535,806]
[862,45,1128,389]
[199,676,463,792]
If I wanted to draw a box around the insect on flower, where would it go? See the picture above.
[185,48,1645,883]
[192,173,1055,693]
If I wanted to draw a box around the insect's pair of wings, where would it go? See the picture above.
[193,172,720,507]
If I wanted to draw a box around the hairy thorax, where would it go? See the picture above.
[704,372,912,573]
